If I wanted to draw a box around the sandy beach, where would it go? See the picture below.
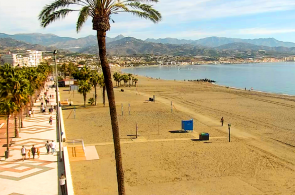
[61,74,295,195]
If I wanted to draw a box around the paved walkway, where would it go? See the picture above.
[0,81,64,195]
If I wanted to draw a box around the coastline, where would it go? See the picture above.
[61,74,295,194]
[120,63,295,97]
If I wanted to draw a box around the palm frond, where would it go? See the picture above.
[39,0,74,21]
[126,10,157,22]
[41,9,76,27]
[126,2,161,22]
[76,6,91,32]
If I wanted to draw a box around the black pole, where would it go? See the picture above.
[229,127,231,142]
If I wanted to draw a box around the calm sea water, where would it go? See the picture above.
[122,62,295,95]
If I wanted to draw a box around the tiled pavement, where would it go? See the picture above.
[0,81,64,195]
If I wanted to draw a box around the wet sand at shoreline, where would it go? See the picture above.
[61,75,295,195]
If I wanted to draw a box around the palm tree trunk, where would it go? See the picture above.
[97,30,125,195]
[103,86,106,107]
[84,93,86,107]
[15,116,19,138]
[6,115,9,154]
[95,85,97,106]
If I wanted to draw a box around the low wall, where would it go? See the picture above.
[63,147,75,195]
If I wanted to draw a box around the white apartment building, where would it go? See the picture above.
[1,50,43,67]
[27,50,43,67]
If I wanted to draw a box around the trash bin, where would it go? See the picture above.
[5,151,9,159]
[182,119,193,131]
[199,133,209,140]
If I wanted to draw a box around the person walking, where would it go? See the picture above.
[27,149,31,159]
[50,140,56,154]
[28,110,32,117]
[37,148,40,158]
[59,174,67,195]
[31,145,36,159]
[45,140,50,154]
[49,116,53,125]
[220,117,224,126]
[21,146,26,161]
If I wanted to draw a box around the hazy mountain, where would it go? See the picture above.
[0,33,125,52]
[0,33,74,46]
[145,38,192,45]
[217,42,295,53]
[146,36,295,48]
[78,37,222,56]
[0,38,57,53]
[50,34,125,51]
[77,38,295,57]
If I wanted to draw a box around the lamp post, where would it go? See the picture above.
[228,123,231,142]
[53,50,62,162]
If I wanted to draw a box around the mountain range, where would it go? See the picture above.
[1,32,295,56]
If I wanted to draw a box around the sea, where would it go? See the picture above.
[122,62,295,96]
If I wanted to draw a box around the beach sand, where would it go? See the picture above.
[61,75,295,195]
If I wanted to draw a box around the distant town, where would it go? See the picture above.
[2,50,295,68]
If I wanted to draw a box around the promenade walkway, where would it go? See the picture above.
[0,81,64,195]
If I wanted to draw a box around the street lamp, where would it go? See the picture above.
[228,123,231,142]
[53,50,62,162]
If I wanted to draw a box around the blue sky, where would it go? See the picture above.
[1,0,295,42]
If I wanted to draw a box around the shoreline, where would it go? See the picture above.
[120,63,295,97]
[62,73,295,194]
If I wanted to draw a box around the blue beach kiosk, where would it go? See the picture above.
[182,119,193,132]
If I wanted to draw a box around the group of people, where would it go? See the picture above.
[21,145,40,161]
[45,140,56,154]
[20,140,56,161]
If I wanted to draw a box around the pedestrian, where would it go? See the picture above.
[220,117,224,126]
[45,140,50,154]
[49,116,53,125]
[21,146,26,161]
[50,140,56,154]
[31,145,36,159]
[28,110,32,117]
[27,149,31,159]
[37,148,40,158]
[59,173,67,195]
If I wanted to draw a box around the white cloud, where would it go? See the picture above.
[1,0,295,38]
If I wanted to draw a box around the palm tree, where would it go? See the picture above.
[127,73,132,87]
[133,78,138,87]
[122,75,129,87]
[0,100,18,157]
[113,72,120,87]
[78,80,92,107]
[90,71,100,105]
[39,1,161,194]
[99,74,106,107]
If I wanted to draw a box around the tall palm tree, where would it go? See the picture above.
[122,75,129,87]
[113,72,120,87]
[0,100,18,157]
[127,73,132,87]
[133,77,138,87]
[99,73,106,106]
[39,1,161,194]
[90,71,100,105]
[78,80,92,107]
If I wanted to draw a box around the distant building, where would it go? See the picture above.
[26,50,43,67]
[1,50,43,67]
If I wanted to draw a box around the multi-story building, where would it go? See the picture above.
[0,50,43,67]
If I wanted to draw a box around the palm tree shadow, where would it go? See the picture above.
[169,130,188,134]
